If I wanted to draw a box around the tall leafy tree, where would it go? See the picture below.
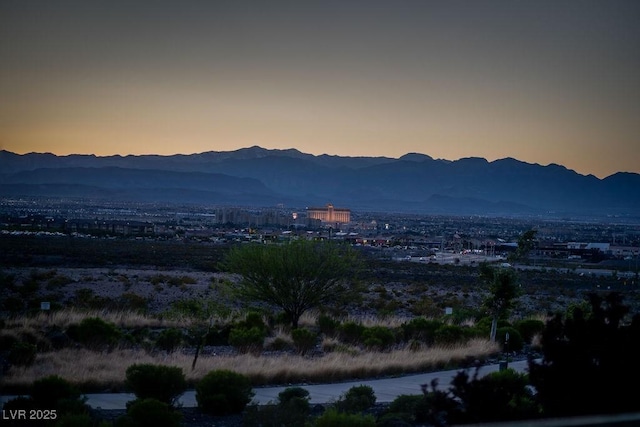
[528,292,640,417]
[221,239,361,328]
[513,229,537,261]
[480,263,520,342]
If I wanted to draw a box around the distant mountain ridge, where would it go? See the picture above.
[1,146,638,219]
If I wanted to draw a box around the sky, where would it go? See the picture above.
[1,1,639,178]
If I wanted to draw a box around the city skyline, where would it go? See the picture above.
[1,1,639,179]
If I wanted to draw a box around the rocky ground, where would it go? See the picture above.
[4,262,639,321]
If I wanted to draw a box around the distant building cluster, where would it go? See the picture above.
[306,204,351,224]
[213,208,294,227]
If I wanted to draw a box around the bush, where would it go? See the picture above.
[277,387,311,425]
[243,387,311,427]
[448,368,537,424]
[496,327,524,352]
[265,336,293,351]
[125,364,187,406]
[314,408,376,427]
[362,326,396,350]
[237,311,268,333]
[125,398,182,427]
[474,317,511,337]
[203,324,231,346]
[196,369,254,415]
[30,375,89,417]
[386,394,429,423]
[155,328,184,352]
[401,318,443,344]
[335,385,376,413]
[228,326,265,353]
[317,314,341,336]
[278,387,311,407]
[513,318,545,344]
[8,341,37,366]
[339,321,366,344]
[291,328,317,354]
[433,324,468,345]
[66,317,121,349]
[31,375,82,407]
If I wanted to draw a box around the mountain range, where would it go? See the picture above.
[1,146,639,219]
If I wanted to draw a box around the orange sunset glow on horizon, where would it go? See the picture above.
[1,1,638,179]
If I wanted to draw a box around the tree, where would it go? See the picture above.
[513,229,537,261]
[221,239,361,328]
[480,263,520,342]
[166,287,232,370]
[528,292,640,417]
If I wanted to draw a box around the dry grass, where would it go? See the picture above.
[3,339,499,392]
[3,307,247,330]
[5,309,186,329]
[302,310,435,328]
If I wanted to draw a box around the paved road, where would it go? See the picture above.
[1,360,530,410]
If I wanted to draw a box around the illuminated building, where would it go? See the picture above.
[306,203,350,224]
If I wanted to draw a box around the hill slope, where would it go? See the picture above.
[1,147,638,218]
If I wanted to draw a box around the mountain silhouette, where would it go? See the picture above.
[1,147,638,218]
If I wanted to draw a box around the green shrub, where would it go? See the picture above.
[228,326,265,353]
[376,412,414,426]
[244,404,308,427]
[513,318,545,344]
[339,321,366,344]
[387,394,427,420]
[66,317,121,349]
[196,369,254,415]
[314,408,376,427]
[401,317,443,344]
[278,387,311,406]
[8,341,37,366]
[265,336,293,351]
[203,324,231,346]
[271,311,291,326]
[291,328,317,354]
[125,364,187,406]
[238,311,268,333]
[155,328,184,352]
[277,387,311,425]
[243,388,311,427]
[448,368,537,423]
[474,317,511,337]
[126,398,182,427]
[31,375,82,407]
[317,314,341,336]
[335,385,376,413]
[29,375,89,416]
[496,327,524,352]
[433,324,468,345]
[362,326,395,350]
